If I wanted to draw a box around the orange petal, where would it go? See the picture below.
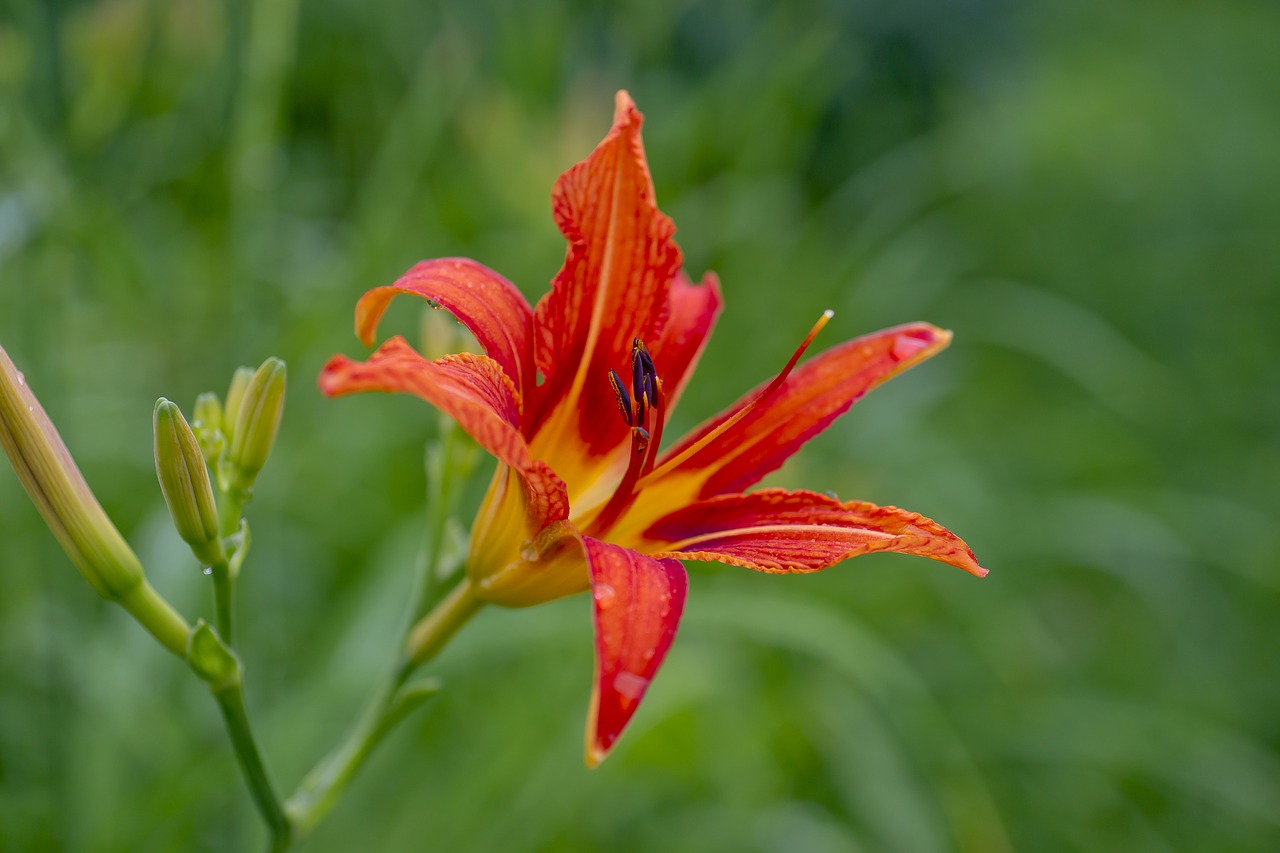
[529,91,684,457]
[645,488,987,577]
[649,271,723,415]
[354,258,535,402]
[319,338,567,528]
[655,322,951,500]
[583,536,687,767]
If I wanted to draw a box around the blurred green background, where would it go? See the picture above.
[2,0,1278,850]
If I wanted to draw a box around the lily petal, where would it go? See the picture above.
[583,536,687,767]
[320,338,567,528]
[530,90,683,457]
[645,488,987,577]
[649,271,724,415]
[355,258,535,402]
[653,322,952,501]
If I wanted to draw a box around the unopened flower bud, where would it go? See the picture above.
[154,399,225,566]
[191,391,225,464]
[221,366,255,446]
[0,346,144,600]
[227,357,286,489]
[0,345,190,657]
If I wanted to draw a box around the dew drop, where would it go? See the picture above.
[16,372,25,386]
[520,540,539,562]
[613,670,650,700]
[593,582,615,605]
[891,334,927,362]
[202,567,213,575]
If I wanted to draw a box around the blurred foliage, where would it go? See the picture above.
[2,0,1278,850]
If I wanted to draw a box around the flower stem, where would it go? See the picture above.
[280,426,481,843]
[212,677,291,851]
[404,577,484,668]
[285,579,482,841]
[213,485,247,644]
[117,579,191,658]
[211,560,234,644]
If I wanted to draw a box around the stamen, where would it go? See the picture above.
[637,309,834,488]
[631,338,657,424]
[584,339,666,538]
[640,376,666,477]
[632,426,650,454]
[608,369,633,427]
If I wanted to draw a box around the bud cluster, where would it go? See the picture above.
[153,358,286,568]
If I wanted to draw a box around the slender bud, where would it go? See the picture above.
[187,619,241,691]
[227,357,286,489]
[222,366,256,446]
[0,346,190,657]
[191,391,225,464]
[0,346,144,600]
[153,399,225,566]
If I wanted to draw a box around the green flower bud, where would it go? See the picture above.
[0,346,190,657]
[191,391,225,464]
[0,345,144,600]
[227,357,286,489]
[222,366,256,446]
[187,620,241,691]
[153,399,225,566]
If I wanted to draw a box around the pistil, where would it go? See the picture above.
[636,309,832,488]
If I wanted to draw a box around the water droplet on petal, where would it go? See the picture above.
[16,372,25,386]
[891,334,928,362]
[593,582,615,605]
[613,670,650,700]
[520,540,539,562]
[202,567,213,575]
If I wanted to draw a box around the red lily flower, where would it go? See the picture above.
[320,91,986,766]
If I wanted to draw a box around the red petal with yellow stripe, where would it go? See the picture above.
[354,258,536,404]
[654,322,952,500]
[645,488,986,577]
[529,91,684,457]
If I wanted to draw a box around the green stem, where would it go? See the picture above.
[404,577,485,668]
[285,667,408,840]
[213,485,246,643]
[408,426,456,622]
[211,560,234,644]
[219,486,246,539]
[284,579,484,841]
[117,579,191,658]
[213,679,291,851]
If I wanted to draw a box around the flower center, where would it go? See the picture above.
[585,339,666,537]
[583,310,835,541]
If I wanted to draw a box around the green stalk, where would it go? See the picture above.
[213,680,291,851]
[285,580,482,841]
